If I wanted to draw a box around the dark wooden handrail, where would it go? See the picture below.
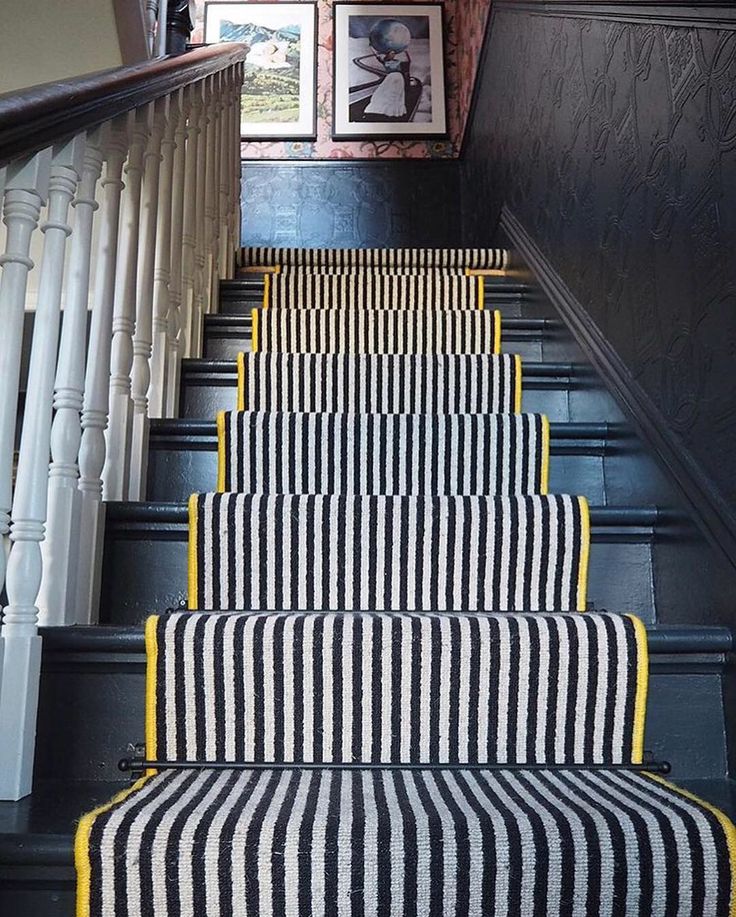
[0,43,246,169]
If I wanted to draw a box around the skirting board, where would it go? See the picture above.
[500,205,736,576]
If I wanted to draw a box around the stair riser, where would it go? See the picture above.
[33,650,729,783]
[146,443,608,504]
[98,528,655,624]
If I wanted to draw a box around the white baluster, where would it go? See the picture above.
[166,89,188,416]
[0,137,83,800]
[145,0,159,55]
[75,120,129,625]
[219,69,233,279]
[150,91,180,420]
[205,71,222,302]
[191,79,211,356]
[104,105,151,501]
[38,131,104,626]
[0,151,51,618]
[129,98,166,500]
[181,83,202,359]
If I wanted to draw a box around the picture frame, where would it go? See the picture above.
[204,1,318,140]
[332,2,447,140]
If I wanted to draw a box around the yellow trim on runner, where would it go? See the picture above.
[216,411,227,492]
[577,496,590,611]
[626,613,649,764]
[514,354,523,413]
[251,308,259,353]
[540,415,550,495]
[237,352,245,411]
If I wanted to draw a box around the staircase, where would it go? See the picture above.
[1,248,735,914]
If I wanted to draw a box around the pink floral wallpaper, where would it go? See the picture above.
[192,0,492,159]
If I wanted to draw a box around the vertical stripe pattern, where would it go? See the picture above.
[254,309,501,355]
[154,611,641,765]
[240,247,509,270]
[219,411,549,495]
[191,494,589,612]
[82,768,735,917]
[238,354,521,414]
[266,273,483,309]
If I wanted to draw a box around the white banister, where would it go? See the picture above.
[218,69,233,279]
[75,120,129,625]
[150,90,180,420]
[165,89,188,416]
[144,0,159,56]
[180,82,202,359]
[38,130,104,627]
[191,79,210,357]
[103,105,151,501]
[230,65,242,268]
[0,151,51,612]
[205,71,221,305]
[0,137,84,799]
[129,98,166,500]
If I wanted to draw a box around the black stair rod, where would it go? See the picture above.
[120,758,671,775]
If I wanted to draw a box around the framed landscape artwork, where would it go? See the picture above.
[204,1,318,139]
[332,3,447,140]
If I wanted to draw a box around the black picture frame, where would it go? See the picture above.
[204,1,319,141]
[332,2,448,141]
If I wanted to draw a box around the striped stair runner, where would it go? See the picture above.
[217,411,550,495]
[240,246,509,270]
[253,308,502,355]
[188,493,589,612]
[77,245,736,916]
[264,272,485,309]
[237,353,522,414]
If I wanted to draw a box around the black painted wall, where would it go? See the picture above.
[241,161,461,249]
[461,2,736,560]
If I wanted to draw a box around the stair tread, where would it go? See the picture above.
[3,777,735,866]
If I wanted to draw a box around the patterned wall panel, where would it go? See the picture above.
[462,5,736,509]
[241,161,462,246]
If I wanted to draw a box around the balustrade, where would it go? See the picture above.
[0,45,246,798]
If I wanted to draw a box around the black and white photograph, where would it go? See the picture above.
[333,3,447,139]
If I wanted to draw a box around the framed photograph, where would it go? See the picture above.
[204,1,318,139]
[332,3,447,140]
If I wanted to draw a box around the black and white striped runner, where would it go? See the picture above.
[241,246,509,270]
[218,411,549,495]
[150,611,644,765]
[237,353,522,414]
[264,272,484,310]
[189,493,589,612]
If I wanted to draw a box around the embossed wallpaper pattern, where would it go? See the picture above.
[193,0,492,158]
[462,9,736,506]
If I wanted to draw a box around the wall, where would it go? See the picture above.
[194,0,492,159]
[462,2,736,565]
[241,160,461,245]
[0,0,147,94]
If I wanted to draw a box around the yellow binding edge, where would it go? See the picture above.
[646,774,736,916]
[188,493,199,610]
[144,615,159,768]
[540,415,550,495]
[514,354,523,413]
[478,276,485,311]
[243,264,280,275]
[262,272,271,309]
[626,613,648,764]
[237,352,245,411]
[216,410,227,493]
[74,775,155,917]
[577,496,590,612]
[494,309,501,355]
[251,308,259,353]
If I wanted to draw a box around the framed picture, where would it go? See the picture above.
[204,1,318,139]
[332,2,447,140]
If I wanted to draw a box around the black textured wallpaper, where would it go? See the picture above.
[462,5,736,510]
[241,161,461,249]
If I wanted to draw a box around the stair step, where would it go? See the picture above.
[24,623,734,785]
[147,419,617,503]
[179,359,598,422]
[202,314,565,361]
[98,501,661,625]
